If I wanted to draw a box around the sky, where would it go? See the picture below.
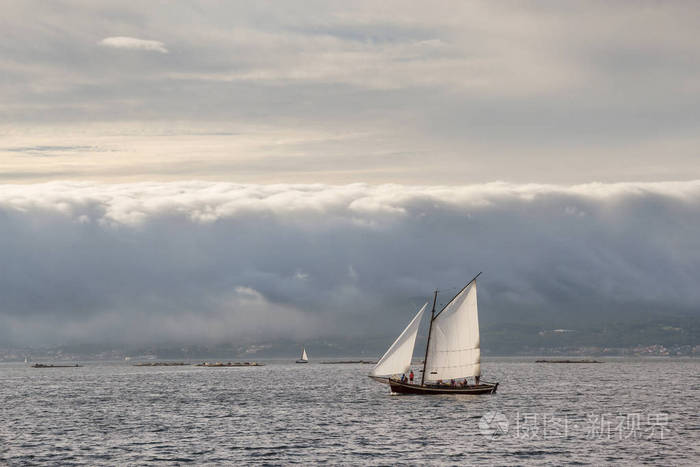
[1,1,699,349]
[2,0,699,183]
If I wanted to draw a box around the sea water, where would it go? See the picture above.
[1,358,698,465]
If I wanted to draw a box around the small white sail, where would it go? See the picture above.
[371,303,427,377]
[424,281,480,382]
[301,348,308,361]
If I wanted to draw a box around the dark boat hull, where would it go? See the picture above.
[388,379,498,395]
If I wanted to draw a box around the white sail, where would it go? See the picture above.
[301,348,308,361]
[371,303,427,377]
[423,281,480,382]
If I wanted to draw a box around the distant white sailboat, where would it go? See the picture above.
[296,347,309,363]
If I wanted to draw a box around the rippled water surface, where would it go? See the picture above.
[1,358,698,465]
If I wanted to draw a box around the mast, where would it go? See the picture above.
[421,289,439,386]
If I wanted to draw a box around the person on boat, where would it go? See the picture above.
[475,375,480,386]
[450,379,455,387]
[400,373,407,383]
[409,370,414,383]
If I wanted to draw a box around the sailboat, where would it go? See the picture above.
[296,347,309,363]
[370,273,498,395]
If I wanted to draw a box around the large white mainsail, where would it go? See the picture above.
[301,348,308,361]
[423,281,480,382]
[371,303,426,377]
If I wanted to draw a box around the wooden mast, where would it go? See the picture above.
[420,289,439,386]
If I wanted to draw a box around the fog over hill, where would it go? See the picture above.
[1,180,699,350]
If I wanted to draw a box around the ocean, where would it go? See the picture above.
[1,358,698,465]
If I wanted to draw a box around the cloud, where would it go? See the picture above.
[1,180,699,348]
[3,3,699,353]
[98,36,168,53]
[1,3,700,183]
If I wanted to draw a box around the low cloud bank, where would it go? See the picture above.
[1,181,699,347]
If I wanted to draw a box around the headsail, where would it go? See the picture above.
[301,348,308,361]
[371,303,426,377]
[423,281,480,382]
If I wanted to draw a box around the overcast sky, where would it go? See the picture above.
[1,0,699,183]
[1,2,699,348]
[2,180,699,347]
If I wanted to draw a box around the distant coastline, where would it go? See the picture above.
[2,343,698,363]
